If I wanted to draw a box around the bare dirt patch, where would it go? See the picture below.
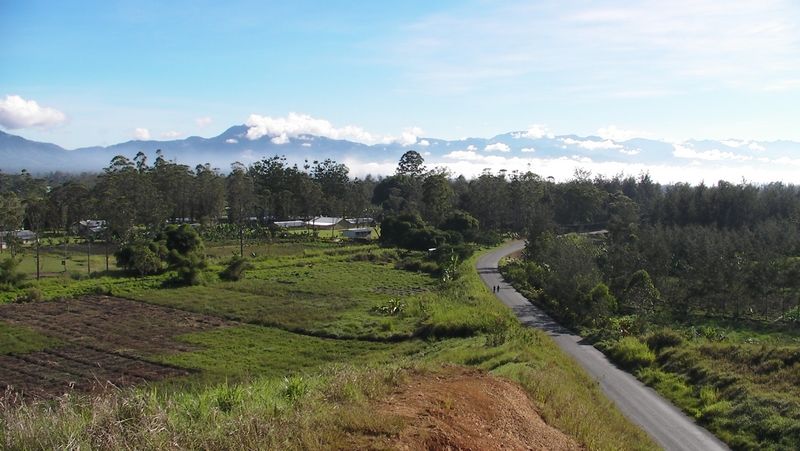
[0,296,233,398]
[363,367,583,450]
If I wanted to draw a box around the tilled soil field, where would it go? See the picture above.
[0,296,233,398]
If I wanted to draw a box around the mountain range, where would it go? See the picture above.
[2,125,799,183]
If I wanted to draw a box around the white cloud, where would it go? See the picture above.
[597,125,643,141]
[133,128,151,140]
[418,139,430,147]
[246,112,419,146]
[619,148,641,156]
[672,143,752,161]
[721,139,767,152]
[520,147,536,153]
[271,133,290,145]
[0,95,66,129]
[513,124,554,139]
[466,144,478,151]
[444,150,484,161]
[301,142,312,147]
[720,139,767,152]
[720,139,746,148]
[397,126,423,146]
[225,138,238,144]
[484,142,511,152]
[161,130,182,139]
[561,137,622,150]
[195,116,213,128]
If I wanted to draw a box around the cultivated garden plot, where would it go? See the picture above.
[0,296,234,398]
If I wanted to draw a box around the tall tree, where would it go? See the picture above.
[396,150,426,178]
[0,193,24,254]
[226,162,257,256]
[421,172,453,225]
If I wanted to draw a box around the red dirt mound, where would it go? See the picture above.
[370,367,583,450]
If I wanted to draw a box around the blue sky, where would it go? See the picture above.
[2,0,800,149]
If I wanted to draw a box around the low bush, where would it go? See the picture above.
[603,337,655,370]
[219,256,253,281]
[394,257,439,275]
[645,328,684,353]
[0,257,26,289]
[14,287,43,303]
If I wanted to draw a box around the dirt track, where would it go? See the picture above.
[0,296,233,398]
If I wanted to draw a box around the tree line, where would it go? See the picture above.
[4,149,800,315]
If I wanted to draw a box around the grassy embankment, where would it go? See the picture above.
[501,256,800,451]
[1,242,655,450]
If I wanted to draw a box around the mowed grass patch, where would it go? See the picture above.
[0,322,61,355]
[154,324,425,382]
[127,255,437,340]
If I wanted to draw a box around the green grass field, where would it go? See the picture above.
[124,249,436,340]
[0,241,656,450]
[0,323,61,355]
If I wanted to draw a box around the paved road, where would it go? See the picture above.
[477,240,730,451]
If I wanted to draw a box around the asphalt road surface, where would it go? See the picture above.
[477,240,730,451]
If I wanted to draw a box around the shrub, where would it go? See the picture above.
[159,225,207,286]
[115,241,163,276]
[15,287,43,303]
[474,230,503,246]
[282,375,309,403]
[604,336,655,370]
[645,328,685,352]
[220,256,253,281]
[582,282,617,326]
[374,298,406,316]
[440,211,479,242]
[0,256,26,288]
[395,257,439,275]
[92,284,113,296]
[379,214,446,251]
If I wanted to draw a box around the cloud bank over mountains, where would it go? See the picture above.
[3,110,800,185]
[245,113,423,147]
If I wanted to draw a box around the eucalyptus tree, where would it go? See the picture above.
[421,171,453,226]
[226,162,257,256]
[193,163,226,224]
[0,193,24,255]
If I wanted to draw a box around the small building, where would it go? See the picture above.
[0,230,37,249]
[73,219,107,236]
[343,228,373,240]
[344,217,375,227]
[306,216,348,230]
[273,220,306,228]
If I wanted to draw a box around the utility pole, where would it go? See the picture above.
[35,233,40,280]
[87,236,91,275]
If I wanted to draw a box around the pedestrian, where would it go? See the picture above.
[492,286,496,293]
